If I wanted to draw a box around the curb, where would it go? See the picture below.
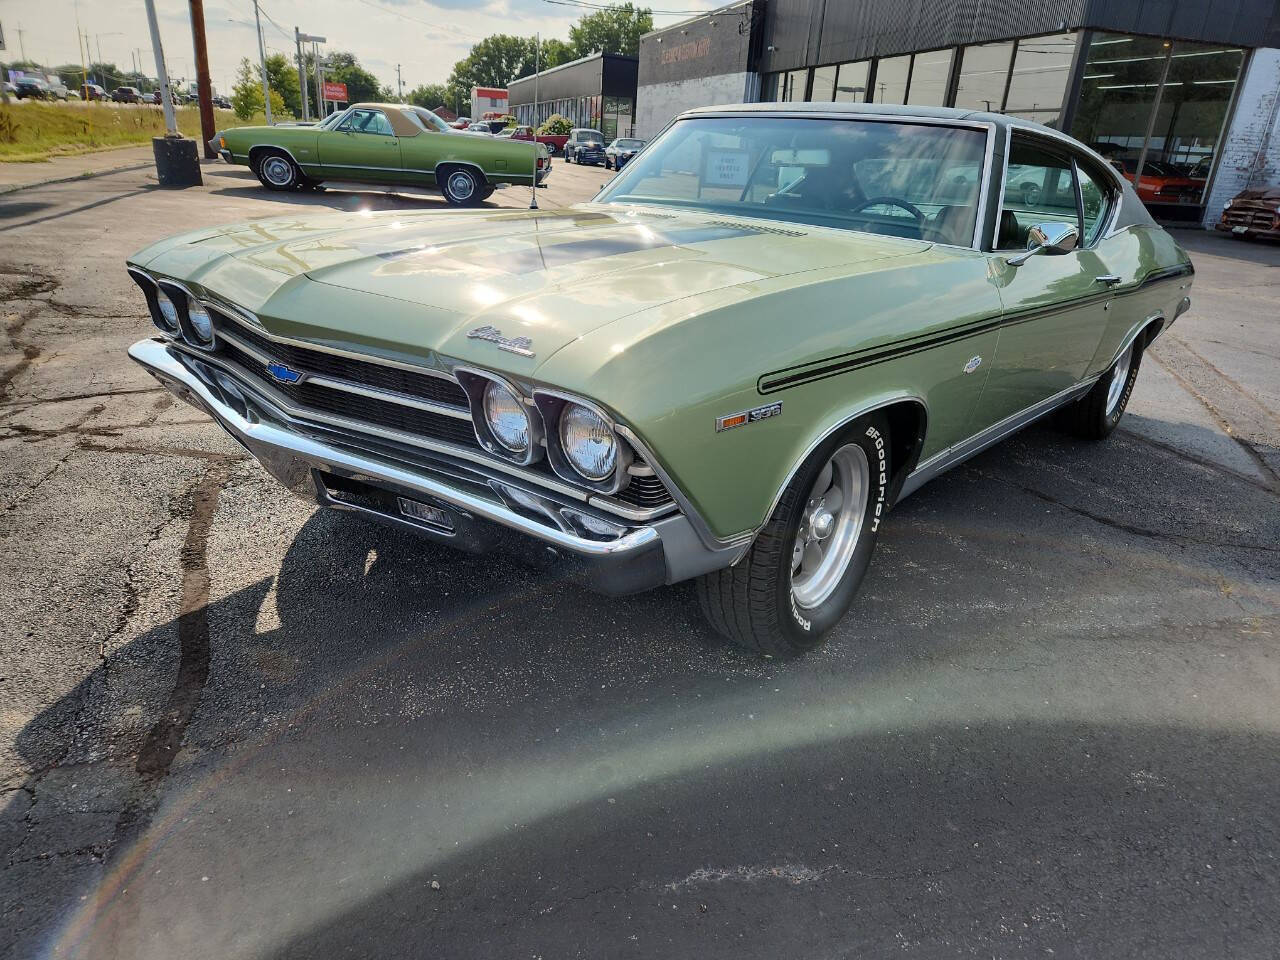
[0,159,155,196]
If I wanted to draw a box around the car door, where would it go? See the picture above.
[316,107,402,183]
[969,133,1115,432]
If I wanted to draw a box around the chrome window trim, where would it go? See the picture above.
[595,110,999,252]
[217,327,472,421]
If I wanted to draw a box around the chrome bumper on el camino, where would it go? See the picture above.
[129,338,739,594]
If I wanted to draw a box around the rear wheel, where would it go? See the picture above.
[254,151,301,191]
[440,166,485,207]
[697,414,891,656]
[1059,338,1142,439]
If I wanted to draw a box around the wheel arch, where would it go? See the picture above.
[758,395,929,533]
[247,144,302,170]
[433,160,488,185]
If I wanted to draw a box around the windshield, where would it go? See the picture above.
[316,111,346,129]
[597,116,988,244]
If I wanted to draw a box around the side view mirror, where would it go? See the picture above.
[1007,221,1079,266]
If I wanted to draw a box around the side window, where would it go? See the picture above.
[338,109,394,136]
[1074,160,1114,245]
[997,138,1079,250]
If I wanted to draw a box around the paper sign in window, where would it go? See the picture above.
[704,149,751,188]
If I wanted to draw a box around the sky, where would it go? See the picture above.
[0,0,720,94]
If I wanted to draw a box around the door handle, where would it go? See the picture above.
[1095,275,1122,286]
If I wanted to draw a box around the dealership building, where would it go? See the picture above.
[636,0,1280,225]
[508,53,640,140]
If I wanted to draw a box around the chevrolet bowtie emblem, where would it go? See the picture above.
[466,325,535,357]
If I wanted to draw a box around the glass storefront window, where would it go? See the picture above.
[954,41,1015,112]
[834,61,870,102]
[872,55,910,104]
[1072,34,1170,164]
[1144,41,1244,204]
[907,49,953,106]
[811,64,838,101]
[1004,32,1079,127]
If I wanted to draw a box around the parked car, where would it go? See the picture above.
[81,83,107,101]
[209,102,549,204]
[1109,157,1202,205]
[564,128,606,165]
[127,102,1193,654]
[44,78,70,99]
[499,124,569,155]
[14,77,50,100]
[113,86,143,103]
[1215,186,1280,241]
[605,137,645,170]
[213,95,232,109]
[1,82,17,98]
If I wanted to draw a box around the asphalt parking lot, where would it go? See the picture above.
[2,157,1278,959]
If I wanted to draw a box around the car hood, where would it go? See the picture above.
[141,204,931,374]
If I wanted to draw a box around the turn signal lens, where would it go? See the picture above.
[483,380,530,453]
[559,403,617,481]
[156,289,179,330]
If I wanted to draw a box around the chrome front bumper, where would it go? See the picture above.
[129,338,738,594]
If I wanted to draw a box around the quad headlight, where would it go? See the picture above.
[155,288,180,330]
[559,402,617,481]
[482,379,531,453]
[186,296,214,344]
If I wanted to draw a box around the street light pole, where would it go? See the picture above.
[252,0,272,124]
[142,0,177,135]
[294,27,309,121]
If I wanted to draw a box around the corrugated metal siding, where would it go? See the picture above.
[759,0,1278,74]
[508,55,639,106]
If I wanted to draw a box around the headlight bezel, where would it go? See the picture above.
[127,267,178,334]
[558,402,618,482]
[185,295,215,345]
[532,389,633,495]
[454,367,544,467]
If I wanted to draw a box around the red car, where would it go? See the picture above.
[500,124,569,156]
[1109,158,1203,205]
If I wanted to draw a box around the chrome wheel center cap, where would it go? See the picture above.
[810,510,835,540]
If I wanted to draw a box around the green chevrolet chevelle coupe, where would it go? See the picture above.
[129,103,1192,655]
[211,102,549,204]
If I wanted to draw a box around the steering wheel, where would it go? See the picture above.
[849,196,927,228]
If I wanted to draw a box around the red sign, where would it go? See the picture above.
[322,81,348,102]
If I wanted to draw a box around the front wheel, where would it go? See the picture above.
[255,152,301,191]
[697,414,891,656]
[1059,338,1142,439]
[440,166,484,207]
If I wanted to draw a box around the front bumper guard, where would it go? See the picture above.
[129,338,738,594]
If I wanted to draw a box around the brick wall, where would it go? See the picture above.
[1203,47,1280,226]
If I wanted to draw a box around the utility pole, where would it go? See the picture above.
[17,26,26,62]
[294,27,309,121]
[529,32,539,211]
[252,0,272,124]
[71,6,87,98]
[396,63,402,101]
[188,0,216,157]
[142,0,177,135]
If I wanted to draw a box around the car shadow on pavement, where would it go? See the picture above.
[4,420,1279,958]
[204,184,509,213]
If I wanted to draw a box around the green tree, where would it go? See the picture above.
[569,3,653,57]
[265,52,301,118]
[408,82,450,109]
[447,34,536,94]
[231,57,263,121]
[538,38,576,69]
[324,51,381,104]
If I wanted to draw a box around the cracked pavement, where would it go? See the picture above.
[1,160,1278,960]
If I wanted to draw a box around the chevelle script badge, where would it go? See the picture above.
[466,325,535,358]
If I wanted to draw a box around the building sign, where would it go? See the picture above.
[323,81,348,102]
[661,37,711,65]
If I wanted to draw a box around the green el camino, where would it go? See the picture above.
[210,102,549,205]
[129,103,1193,655]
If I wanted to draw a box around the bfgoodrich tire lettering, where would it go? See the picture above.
[1059,339,1142,440]
[696,413,890,656]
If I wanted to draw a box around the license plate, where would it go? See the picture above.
[1233,225,1249,234]
[397,497,453,531]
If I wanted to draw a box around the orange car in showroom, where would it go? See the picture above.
[1110,158,1204,206]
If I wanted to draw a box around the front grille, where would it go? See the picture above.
[205,307,676,515]
[223,318,468,409]
[1222,205,1277,228]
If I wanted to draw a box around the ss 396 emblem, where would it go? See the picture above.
[964,355,983,374]
[716,401,782,432]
